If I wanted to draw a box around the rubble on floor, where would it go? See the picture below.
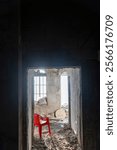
[32,124,81,150]
[55,108,66,119]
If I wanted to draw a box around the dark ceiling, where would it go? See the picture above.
[0,0,100,59]
[0,0,100,15]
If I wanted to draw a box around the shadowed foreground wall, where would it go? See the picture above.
[0,0,18,149]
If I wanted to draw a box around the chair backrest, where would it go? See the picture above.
[34,113,40,126]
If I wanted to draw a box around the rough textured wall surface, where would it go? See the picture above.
[34,69,61,115]
[70,68,81,144]
[46,69,61,113]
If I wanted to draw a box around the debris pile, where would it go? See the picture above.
[36,97,47,105]
[33,124,81,150]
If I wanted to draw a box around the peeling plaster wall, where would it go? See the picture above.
[34,69,61,115]
[47,69,61,113]
[27,69,33,150]
[70,68,81,144]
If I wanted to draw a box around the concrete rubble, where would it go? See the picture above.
[36,97,48,105]
[32,124,81,150]
[55,108,66,119]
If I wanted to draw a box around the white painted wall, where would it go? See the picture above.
[60,75,68,106]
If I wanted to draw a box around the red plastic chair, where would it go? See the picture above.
[34,113,51,138]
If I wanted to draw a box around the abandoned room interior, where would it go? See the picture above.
[0,0,100,150]
[27,67,82,150]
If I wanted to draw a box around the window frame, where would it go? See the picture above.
[33,72,47,101]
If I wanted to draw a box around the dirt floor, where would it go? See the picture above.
[32,119,81,150]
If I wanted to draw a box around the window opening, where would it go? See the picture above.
[34,70,46,101]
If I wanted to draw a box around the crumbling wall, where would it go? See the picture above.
[70,68,81,144]
[34,69,61,115]
[27,69,34,150]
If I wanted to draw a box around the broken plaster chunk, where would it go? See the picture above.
[55,108,66,119]
[36,97,47,105]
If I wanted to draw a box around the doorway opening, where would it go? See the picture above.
[60,74,69,124]
[27,67,82,150]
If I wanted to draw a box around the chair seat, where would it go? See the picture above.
[40,120,47,124]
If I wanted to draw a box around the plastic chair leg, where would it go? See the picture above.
[38,126,42,138]
[48,124,51,135]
